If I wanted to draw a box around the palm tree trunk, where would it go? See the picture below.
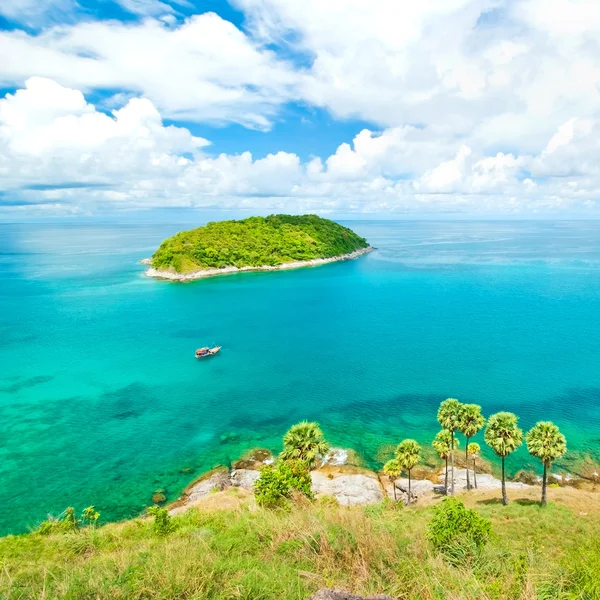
[444,456,448,494]
[450,431,455,496]
[541,462,548,506]
[473,457,478,489]
[501,456,508,506]
[465,438,471,490]
[408,469,412,505]
[392,478,397,501]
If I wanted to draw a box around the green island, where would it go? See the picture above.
[146,214,371,279]
[3,400,599,600]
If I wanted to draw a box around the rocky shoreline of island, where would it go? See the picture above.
[164,445,542,515]
[142,246,374,282]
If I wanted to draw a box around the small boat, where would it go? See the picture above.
[195,345,221,358]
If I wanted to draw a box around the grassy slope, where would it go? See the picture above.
[2,486,599,600]
[151,215,369,273]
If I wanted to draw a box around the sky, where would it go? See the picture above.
[1,0,600,219]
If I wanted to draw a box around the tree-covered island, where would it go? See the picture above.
[146,214,371,280]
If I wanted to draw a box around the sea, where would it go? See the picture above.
[1,220,600,535]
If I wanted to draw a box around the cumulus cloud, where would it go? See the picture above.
[2,0,600,215]
[0,0,76,28]
[0,13,300,129]
[2,77,600,216]
[0,78,208,195]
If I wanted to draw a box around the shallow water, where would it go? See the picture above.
[1,220,600,534]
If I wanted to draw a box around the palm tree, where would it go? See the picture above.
[457,404,485,490]
[484,412,523,506]
[395,439,421,505]
[280,421,330,469]
[526,422,567,506]
[432,430,459,494]
[467,443,481,489]
[383,458,401,501]
[437,398,463,495]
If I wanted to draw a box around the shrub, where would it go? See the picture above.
[81,506,100,527]
[36,507,80,535]
[427,498,491,565]
[254,460,314,508]
[147,506,173,535]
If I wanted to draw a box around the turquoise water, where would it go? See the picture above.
[2,220,600,535]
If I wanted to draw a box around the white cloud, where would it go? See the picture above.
[0,0,76,28]
[115,0,176,17]
[3,1,600,214]
[2,78,600,216]
[0,78,208,194]
[417,146,473,193]
[0,13,300,129]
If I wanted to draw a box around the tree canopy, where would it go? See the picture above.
[484,412,523,458]
[458,404,485,439]
[151,214,369,273]
[396,439,421,472]
[526,422,567,466]
[437,398,463,433]
[279,421,330,469]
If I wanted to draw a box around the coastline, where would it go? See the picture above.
[143,246,374,282]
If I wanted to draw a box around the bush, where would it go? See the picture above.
[427,498,491,565]
[37,507,80,535]
[147,506,173,535]
[254,460,314,508]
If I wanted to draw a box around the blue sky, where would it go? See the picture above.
[1,0,600,219]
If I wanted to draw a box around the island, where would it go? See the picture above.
[144,214,373,281]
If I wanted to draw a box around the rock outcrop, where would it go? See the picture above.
[442,468,530,491]
[230,468,261,489]
[169,460,534,515]
[170,468,231,515]
[311,470,384,506]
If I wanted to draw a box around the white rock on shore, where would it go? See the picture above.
[230,468,261,489]
[169,463,535,516]
[145,247,374,282]
[311,471,384,506]
[442,468,530,491]
[170,469,231,515]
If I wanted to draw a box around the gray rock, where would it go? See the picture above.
[309,589,396,600]
[395,478,435,497]
[230,468,261,489]
[441,468,530,491]
[311,472,384,506]
[169,469,230,514]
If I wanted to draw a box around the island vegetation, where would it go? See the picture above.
[2,400,598,600]
[149,214,370,274]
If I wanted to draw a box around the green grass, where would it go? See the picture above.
[150,214,369,273]
[1,490,599,599]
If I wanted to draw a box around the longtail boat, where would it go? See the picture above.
[195,346,221,358]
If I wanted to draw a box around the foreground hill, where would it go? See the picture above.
[2,486,599,599]
[149,214,370,275]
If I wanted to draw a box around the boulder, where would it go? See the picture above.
[169,469,230,514]
[309,589,396,600]
[441,468,531,491]
[311,472,383,506]
[230,468,261,489]
[395,478,435,498]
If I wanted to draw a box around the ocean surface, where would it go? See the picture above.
[2,220,600,534]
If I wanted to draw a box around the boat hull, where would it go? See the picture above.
[195,346,221,358]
